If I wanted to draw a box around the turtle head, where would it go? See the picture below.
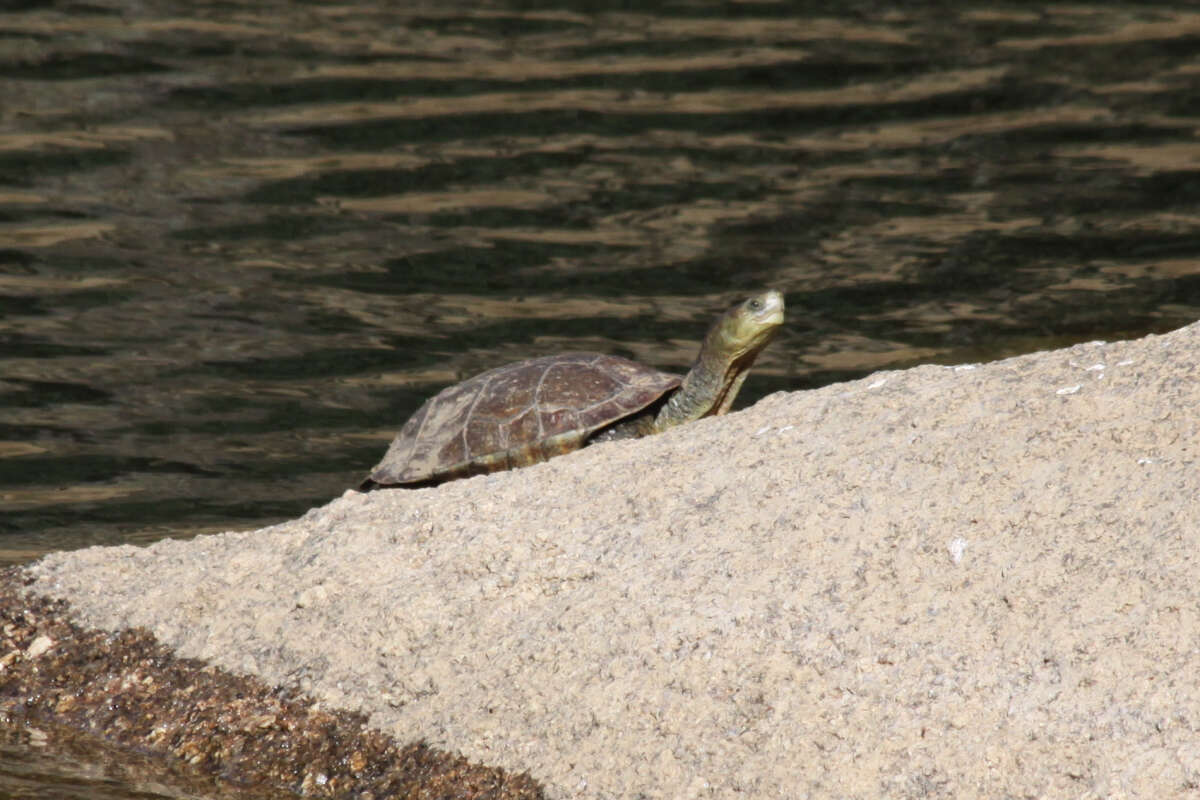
[653,289,785,431]
[706,289,785,361]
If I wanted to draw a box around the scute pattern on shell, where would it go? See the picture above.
[367,353,681,485]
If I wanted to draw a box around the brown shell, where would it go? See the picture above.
[364,353,681,486]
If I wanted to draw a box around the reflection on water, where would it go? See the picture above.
[0,719,293,800]
[2,0,1200,788]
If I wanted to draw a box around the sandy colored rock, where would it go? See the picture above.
[26,321,1200,798]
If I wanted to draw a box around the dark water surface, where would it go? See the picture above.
[3,0,1200,794]
[0,719,297,800]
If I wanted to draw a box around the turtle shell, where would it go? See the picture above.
[364,353,682,486]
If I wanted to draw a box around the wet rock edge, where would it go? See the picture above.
[0,567,545,800]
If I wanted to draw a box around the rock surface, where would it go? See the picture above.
[26,321,1200,798]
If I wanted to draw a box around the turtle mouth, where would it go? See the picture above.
[754,290,785,326]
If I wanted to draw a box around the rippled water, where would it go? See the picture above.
[3,0,1200,794]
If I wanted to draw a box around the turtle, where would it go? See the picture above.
[359,289,784,489]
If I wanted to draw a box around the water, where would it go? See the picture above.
[0,724,187,800]
[2,0,1200,794]
[0,720,291,799]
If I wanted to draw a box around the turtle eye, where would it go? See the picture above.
[748,298,762,310]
